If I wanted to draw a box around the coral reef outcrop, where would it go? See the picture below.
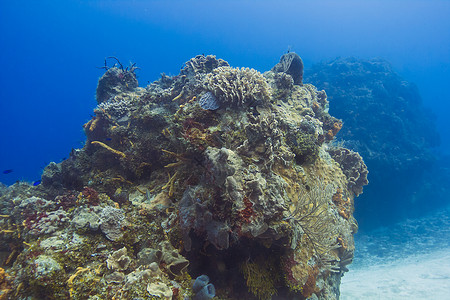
[305,57,440,227]
[305,57,439,171]
[0,54,367,299]
[96,58,139,104]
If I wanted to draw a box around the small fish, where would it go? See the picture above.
[33,180,41,186]
[2,169,13,174]
[105,138,112,141]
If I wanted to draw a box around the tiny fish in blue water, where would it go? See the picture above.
[2,169,13,174]
[33,180,41,186]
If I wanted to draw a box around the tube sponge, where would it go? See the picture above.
[193,275,210,293]
[192,275,215,300]
[193,284,215,300]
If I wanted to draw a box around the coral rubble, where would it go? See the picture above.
[0,53,367,299]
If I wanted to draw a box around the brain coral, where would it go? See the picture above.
[204,66,271,107]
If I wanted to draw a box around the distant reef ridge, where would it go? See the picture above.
[0,53,367,299]
[305,57,441,228]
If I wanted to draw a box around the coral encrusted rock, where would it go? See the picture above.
[0,54,367,300]
[328,147,369,197]
[305,57,440,226]
[96,65,139,104]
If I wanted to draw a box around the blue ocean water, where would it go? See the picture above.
[1,1,449,227]
[1,2,450,298]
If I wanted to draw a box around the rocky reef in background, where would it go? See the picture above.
[0,53,367,300]
[305,57,443,228]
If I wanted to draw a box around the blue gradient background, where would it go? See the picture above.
[1,0,449,189]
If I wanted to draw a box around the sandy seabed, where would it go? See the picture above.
[340,207,450,299]
[340,249,450,299]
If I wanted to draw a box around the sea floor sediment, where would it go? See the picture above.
[341,206,450,299]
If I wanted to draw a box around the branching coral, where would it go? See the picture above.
[0,268,12,300]
[91,141,126,159]
[67,267,90,298]
[204,66,271,107]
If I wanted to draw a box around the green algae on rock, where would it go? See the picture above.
[0,53,367,300]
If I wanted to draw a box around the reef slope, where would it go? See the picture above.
[305,57,440,227]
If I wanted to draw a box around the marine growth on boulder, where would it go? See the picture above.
[305,57,439,227]
[0,53,367,300]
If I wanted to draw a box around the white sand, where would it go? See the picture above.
[340,249,450,299]
[340,207,450,299]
